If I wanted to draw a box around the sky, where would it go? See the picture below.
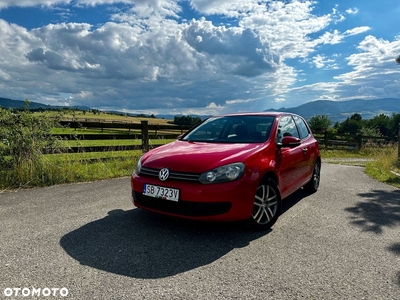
[0,0,399,116]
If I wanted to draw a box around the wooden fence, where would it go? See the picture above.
[313,131,397,150]
[56,120,400,161]
[57,120,191,153]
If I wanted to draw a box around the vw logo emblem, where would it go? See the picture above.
[159,168,170,181]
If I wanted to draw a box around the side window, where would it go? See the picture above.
[294,116,310,140]
[276,116,299,144]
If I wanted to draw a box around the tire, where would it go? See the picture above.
[304,159,321,193]
[246,178,281,231]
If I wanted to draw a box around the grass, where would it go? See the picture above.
[0,151,142,191]
[35,111,173,125]
[364,146,400,188]
[321,144,400,188]
[58,138,175,147]
[51,127,140,134]
[1,134,399,190]
[0,111,181,191]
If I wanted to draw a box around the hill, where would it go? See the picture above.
[266,98,400,122]
[1,96,399,123]
[0,97,91,111]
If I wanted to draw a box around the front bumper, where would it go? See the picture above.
[131,173,256,222]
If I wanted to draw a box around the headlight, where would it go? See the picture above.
[135,156,143,174]
[199,163,245,184]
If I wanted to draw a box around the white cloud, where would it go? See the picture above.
[312,54,338,70]
[344,26,371,36]
[0,0,177,11]
[183,17,280,77]
[299,36,400,101]
[0,0,398,114]
[0,0,68,9]
[345,7,359,15]
[189,0,259,17]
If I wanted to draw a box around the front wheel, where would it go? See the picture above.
[246,178,281,231]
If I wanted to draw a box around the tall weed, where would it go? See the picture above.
[365,145,400,188]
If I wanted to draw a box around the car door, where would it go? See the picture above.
[276,115,304,198]
[293,115,315,182]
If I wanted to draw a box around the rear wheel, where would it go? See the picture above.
[246,178,281,231]
[304,160,321,193]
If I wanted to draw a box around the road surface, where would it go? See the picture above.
[1,163,399,299]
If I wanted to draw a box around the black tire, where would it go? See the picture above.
[304,159,321,193]
[246,177,281,231]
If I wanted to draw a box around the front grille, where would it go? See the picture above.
[133,192,231,217]
[139,167,200,182]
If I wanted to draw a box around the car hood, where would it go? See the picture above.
[141,140,266,172]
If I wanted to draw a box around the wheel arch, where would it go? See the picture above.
[260,170,279,186]
[315,155,321,165]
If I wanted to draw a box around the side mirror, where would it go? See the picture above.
[281,136,301,147]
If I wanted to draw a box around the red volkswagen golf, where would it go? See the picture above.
[131,112,321,230]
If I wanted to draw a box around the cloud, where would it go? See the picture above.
[0,0,177,10]
[344,26,371,36]
[312,54,338,69]
[184,18,280,77]
[345,7,359,15]
[0,1,398,114]
[291,35,400,102]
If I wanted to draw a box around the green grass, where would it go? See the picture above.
[320,149,366,159]
[320,147,389,159]
[321,145,400,188]
[364,146,400,188]
[2,139,399,190]
[47,150,143,161]
[0,151,142,191]
[35,111,174,125]
[59,139,175,147]
[51,127,141,135]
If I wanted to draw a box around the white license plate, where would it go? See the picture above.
[143,184,179,202]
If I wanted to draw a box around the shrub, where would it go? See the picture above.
[308,115,331,132]
[0,103,63,187]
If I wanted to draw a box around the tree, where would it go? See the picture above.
[390,113,400,136]
[173,115,202,126]
[350,113,362,121]
[308,115,331,132]
[396,55,400,64]
[366,114,390,136]
[338,118,363,135]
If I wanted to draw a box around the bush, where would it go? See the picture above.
[0,103,64,188]
[308,115,331,132]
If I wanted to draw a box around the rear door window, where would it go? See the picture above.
[293,116,310,140]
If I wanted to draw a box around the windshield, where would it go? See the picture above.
[181,115,275,143]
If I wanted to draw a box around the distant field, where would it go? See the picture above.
[33,111,174,125]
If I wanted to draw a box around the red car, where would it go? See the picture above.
[131,112,321,230]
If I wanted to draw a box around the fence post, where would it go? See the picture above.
[356,134,362,150]
[324,130,328,149]
[141,120,149,153]
[398,124,400,162]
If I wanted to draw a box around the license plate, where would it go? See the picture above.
[143,184,179,202]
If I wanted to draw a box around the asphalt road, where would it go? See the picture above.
[1,163,399,299]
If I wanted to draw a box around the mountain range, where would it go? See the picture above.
[0,97,91,111]
[266,98,400,122]
[0,96,399,122]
